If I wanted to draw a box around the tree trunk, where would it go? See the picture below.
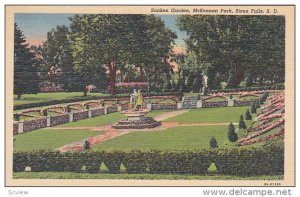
[140,65,144,82]
[109,61,117,95]
[17,94,21,100]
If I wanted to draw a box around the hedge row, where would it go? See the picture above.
[14,93,178,110]
[13,142,283,176]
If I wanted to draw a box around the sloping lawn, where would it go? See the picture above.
[164,106,250,123]
[14,92,109,106]
[14,129,104,152]
[93,125,235,151]
[57,112,126,127]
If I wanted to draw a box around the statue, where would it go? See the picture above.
[136,90,143,111]
[130,89,137,109]
[130,89,143,111]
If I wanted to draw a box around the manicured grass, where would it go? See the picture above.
[14,92,110,106]
[146,110,173,117]
[13,172,283,180]
[93,126,234,151]
[57,112,126,127]
[164,106,249,123]
[14,129,104,152]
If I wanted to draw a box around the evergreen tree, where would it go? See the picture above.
[239,115,247,129]
[227,122,238,142]
[245,109,252,120]
[255,99,260,108]
[14,23,40,99]
[210,136,218,148]
[251,103,257,114]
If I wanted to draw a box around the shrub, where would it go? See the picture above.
[13,141,284,176]
[245,109,252,120]
[210,136,218,148]
[13,114,20,121]
[103,151,123,174]
[227,122,238,142]
[83,140,90,150]
[122,151,148,174]
[251,104,257,114]
[239,115,247,129]
[42,109,47,116]
[255,99,260,108]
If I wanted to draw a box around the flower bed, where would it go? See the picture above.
[90,108,105,117]
[240,128,284,146]
[23,118,47,132]
[73,111,89,122]
[239,118,284,144]
[203,94,228,101]
[50,114,70,126]
[13,123,19,135]
[234,100,256,106]
[202,101,227,108]
[151,103,177,110]
[107,106,118,114]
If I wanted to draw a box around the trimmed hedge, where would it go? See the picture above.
[13,142,283,176]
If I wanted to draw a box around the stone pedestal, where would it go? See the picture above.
[46,117,51,127]
[18,122,24,134]
[146,103,152,110]
[112,109,161,129]
[177,102,182,109]
[228,99,235,107]
[117,105,122,112]
[69,113,74,122]
[197,100,203,108]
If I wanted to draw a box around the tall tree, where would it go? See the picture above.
[69,14,176,94]
[177,15,285,85]
[42,25,76,91]
[14,23,40,99]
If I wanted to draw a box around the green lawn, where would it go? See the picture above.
[14,92,110,106]
[164,106,250,123]
[146,110,173,117]
[13,172,283,180]
[57,112,126,127]
[14,129,104,152]
[93,126,233,151]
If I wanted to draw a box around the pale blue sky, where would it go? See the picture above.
[14,13,187,47]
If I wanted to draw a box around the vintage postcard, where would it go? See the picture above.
[5,5,295,186]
